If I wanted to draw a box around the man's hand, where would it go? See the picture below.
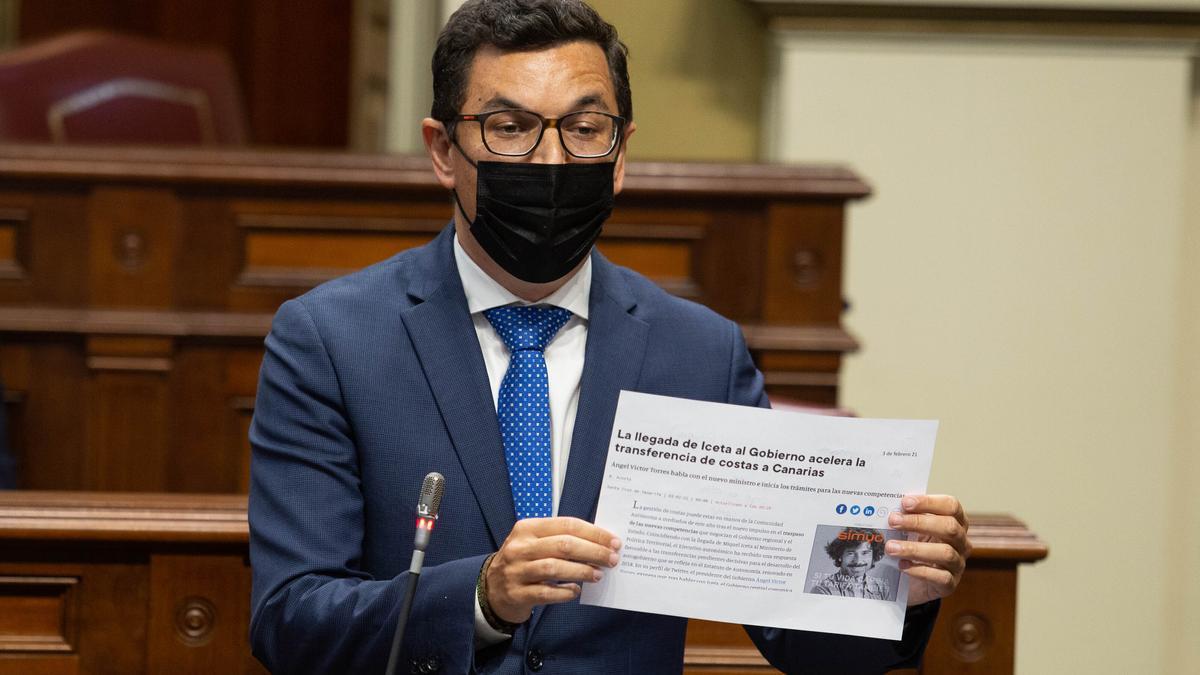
[486,517,621,625]
[886,494,971,606]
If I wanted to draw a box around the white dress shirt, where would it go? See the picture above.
[453,234,591,643]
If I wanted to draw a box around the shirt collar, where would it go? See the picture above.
[453,231,591,320]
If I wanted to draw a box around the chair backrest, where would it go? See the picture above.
[0,30,248,145]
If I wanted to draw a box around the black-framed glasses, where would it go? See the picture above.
[448,109,625,158]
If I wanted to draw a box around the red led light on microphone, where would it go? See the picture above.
[416,517,436,532]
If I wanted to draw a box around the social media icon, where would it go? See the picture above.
[864,506,876,517]
[850,505,861,515]
[835,504,848,515]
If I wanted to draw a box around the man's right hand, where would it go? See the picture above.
[485,517,621,625]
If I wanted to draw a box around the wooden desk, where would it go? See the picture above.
[0,492,1046,674]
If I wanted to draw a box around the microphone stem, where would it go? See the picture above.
[384,571,420,675]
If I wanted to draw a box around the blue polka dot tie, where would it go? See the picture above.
[484,305,572,520]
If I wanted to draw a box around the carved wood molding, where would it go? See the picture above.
[740,324,859,352]
[0,492,248,543]
[962,513,1049,562]
[748,1,1200,24]
[747,0,1200,38]
[229,215,712,297]
[85,356,173,373]
[0,144,871,200]
[625,160,871,199]
[684,645,771,668]
[0,307,859,354]
[236,213,448,233]
[174,596,218,646]
[0,491,1047,561]
[0,575,79,653]
[0,307,272,340]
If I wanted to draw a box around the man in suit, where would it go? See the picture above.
[248,1,970,673]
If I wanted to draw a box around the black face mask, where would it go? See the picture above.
[454,160,615,284]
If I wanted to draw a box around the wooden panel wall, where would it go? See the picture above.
[0,493,263,675]
[0,145,867,492]
[17,0,353,148]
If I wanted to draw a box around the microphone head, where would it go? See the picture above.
[417,472,445,519]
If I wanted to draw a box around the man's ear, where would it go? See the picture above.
[422,118,456,190]
[612,121,636,195]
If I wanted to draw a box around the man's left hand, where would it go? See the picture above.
[885,494,971,606]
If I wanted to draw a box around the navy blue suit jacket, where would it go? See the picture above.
[249,225,934,674]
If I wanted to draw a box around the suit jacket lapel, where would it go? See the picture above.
[401,227,515,549]
[558,253,648,522]
[529,253,648,634]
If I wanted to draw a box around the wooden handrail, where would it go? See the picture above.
[0,143,872,199]
[0,491,248,543]
[0,491,1047,563]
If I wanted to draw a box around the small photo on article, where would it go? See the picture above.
[803,525,903,602]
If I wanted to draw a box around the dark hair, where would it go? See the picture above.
[431,0,632,123]
[824,528,886,567]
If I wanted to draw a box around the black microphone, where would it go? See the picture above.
[385,472,445,675]
[414,471,445,557]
